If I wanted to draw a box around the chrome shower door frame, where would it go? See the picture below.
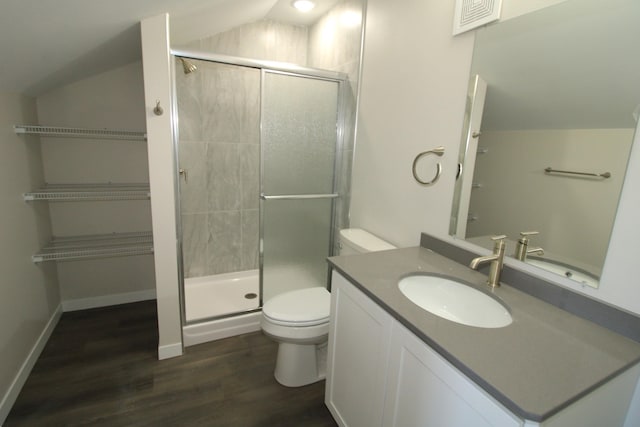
[258,68,347,306]
[170,48,347,325]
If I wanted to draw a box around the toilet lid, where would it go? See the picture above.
[263,287,330,326]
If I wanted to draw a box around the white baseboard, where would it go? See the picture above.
[0,304,62,425]
[62,289,156,312]
[158,342,183,360]
[183,311,262,347]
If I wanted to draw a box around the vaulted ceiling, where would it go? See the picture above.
[0,0,338,96]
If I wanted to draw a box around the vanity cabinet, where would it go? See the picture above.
[326,271,518,427]
[382,321,521,427]
[325,270,394,427]
[326,270,640,427]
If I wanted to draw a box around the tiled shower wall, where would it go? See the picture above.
[177,21,309,278]
[177,0,365,278]
[308,0,366,250]
[177,61,261,278]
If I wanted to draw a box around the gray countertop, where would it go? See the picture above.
[328,247,640,422]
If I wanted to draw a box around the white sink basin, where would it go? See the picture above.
[398,275,512,328]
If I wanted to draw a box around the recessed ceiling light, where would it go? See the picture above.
[292,0,316,13]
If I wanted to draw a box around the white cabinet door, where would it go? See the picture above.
[383,322,522,427]
[326,271,394,427]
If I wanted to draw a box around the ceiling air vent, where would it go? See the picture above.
[453,0,502,35]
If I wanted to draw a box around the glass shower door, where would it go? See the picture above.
[175,57,262,323]
[261,71,342,302]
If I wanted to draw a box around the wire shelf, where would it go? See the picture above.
[23,183,151,201]
[33,231,154,263]
[14,125,147,141]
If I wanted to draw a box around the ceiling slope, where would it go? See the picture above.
[1,0,338,96]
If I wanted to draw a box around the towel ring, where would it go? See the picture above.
[412,146,445,186]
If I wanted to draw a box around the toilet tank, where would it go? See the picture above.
[339,228,396,255]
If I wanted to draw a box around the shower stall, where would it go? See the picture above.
[172,51,348,344]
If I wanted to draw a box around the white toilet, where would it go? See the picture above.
[261,228,395,387]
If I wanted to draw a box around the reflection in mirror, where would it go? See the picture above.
[450,0,640,288]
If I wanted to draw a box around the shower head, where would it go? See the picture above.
[178,58,197,74]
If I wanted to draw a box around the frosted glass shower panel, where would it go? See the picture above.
[262,198,333,302]
[262,72,339,195]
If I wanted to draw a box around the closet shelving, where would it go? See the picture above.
[23,183,151,201]
[14,125,147,141]
[33,232,154,263]
[17,124,153,263]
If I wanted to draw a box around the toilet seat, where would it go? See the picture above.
[260,287,331,387]
[262,287,330,327]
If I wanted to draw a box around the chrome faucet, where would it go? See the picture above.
[469,235,506,288]
[514,231,544,261]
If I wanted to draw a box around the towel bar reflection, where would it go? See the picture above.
[544,167,611,179]
[412,146,445,186]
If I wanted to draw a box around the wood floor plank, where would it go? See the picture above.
[5,301,337,427]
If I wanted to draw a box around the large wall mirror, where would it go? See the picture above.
[450,0,640,288]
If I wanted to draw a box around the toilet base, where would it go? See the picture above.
[274,341,327,387]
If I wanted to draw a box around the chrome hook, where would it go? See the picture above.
[153,100,163,116]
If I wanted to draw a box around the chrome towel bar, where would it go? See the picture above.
[544,167,611,179]
[260,193,339,200]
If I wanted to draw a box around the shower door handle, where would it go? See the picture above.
[179,168,188,183]
[260,193,338,200]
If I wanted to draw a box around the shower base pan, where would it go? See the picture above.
[184,269,260,322]
[183,270,261,347]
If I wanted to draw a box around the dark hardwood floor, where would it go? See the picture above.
[6,301,337,427]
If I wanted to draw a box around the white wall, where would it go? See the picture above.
[0,93,61,423]
[36,62,155,308]
[141,14,183,359]
[351,0,640,315]
[351,0,475,246]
